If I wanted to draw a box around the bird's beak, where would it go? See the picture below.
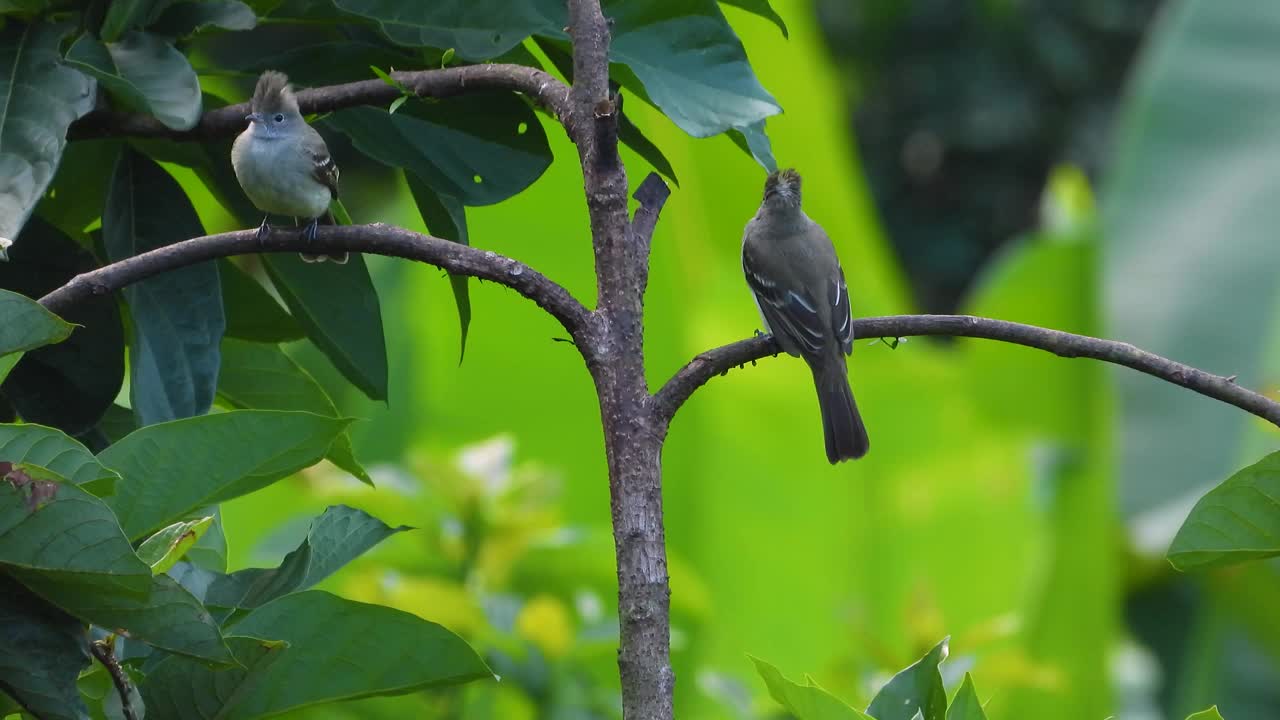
[245,112,264,125]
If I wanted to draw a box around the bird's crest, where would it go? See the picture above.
[763,168,802,207]
[250,70,299,115]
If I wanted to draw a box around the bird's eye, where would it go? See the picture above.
[273,113,285,123]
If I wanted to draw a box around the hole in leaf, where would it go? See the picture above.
[517,122,528,135]
[473,175,483,184]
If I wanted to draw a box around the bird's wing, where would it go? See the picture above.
[302,127,339,200]
[742,239,826,359]
[830,262,853,354]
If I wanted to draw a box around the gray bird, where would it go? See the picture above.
[231,70,347,264]
[742,169,869,463]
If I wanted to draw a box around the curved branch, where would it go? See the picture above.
[68,64,575,142]
[37,225,595,346]
[651,314,1280,428]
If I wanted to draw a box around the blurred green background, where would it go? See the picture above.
[183,0,1280,718]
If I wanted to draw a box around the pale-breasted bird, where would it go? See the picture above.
[231,70,347,264]
[742,169,870,463]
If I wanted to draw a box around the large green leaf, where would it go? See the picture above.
[219,260,304,343]
[866,638,948,720]
[65,32,202,131]
[14,569,234,665]
[217,339,369,484]
[0,219,125,436]
[226,40,421,87]
[405,173,470,363]
[326,92,552,206]
[262,254,388,402]
[100,410,352,539]
[150,0,258,37]
[216,591,490,718]
[720,0,787,37]
[100,0,170,41]
[0,288,72,356]
[0,575,91,720]
[330,0,554,61]
[1102,0,1280,516]
[201,505,410,609]
[0,424,120,489]
[0,471,149,595]
[1168,451,1280,571]
[750,656,872,720]
[105,146,225,426]
[945,674,987,720]
[0,21,95,249]
[141,636,287,720]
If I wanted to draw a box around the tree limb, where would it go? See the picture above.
[68,64,575,142]
[37,225,595,348]
[651,314,1280,428]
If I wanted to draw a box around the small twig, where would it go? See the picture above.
[90,638,138,720]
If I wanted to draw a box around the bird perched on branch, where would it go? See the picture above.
[742,169,869,463]
[231,70,347,264]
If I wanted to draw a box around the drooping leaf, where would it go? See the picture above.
[0,575,91,720]
[330,0,555,61]
[13,569,234,665]
[202,505,410,609]
[104,147,225,427]
[0,470,150,595]
[728,118,778,172]
[219,259,305,343]
[0,218,125,436]
[100,0,170,42]
[945,674,987,720]
[750,656,872,720]
[327,92,552,206]
[0,21,96,249]
[1169,451,1280,571]
[262,254,388,402]
[405,173,471,363]
[0,288,72,356]
[65,32,203,131]
[210,591,490,718]
[719,0,788,37]
[0,423,120,489]
[136,516,214,574]
[150,0,257,37]
[866,638,949,720]
[100,410,351,539]
[141,636,288,720]
[217,338,370,483]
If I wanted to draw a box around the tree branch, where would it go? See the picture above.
[68,64,575,142]
[651,315,1280,428]
[37,225,595,348]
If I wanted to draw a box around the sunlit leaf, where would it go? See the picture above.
[866,638,949,720]
[1169,451,1280,571]
[0,288,72,356]
[136,516,215,574]
[405,173,470,363]
[0,423,120,489]
[750,655,872,720]
[946,674,987,720]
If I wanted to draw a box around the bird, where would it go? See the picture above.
[741,168,870,463]
[231,70,347,264]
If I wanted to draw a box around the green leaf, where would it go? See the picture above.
[0,21,96,248]
[228,40,420,87]
[0,288,72,355]
[141,636,288,720]
[750,656,872,720]
[0,219,125,436]
[217,338,370,484]
[100,410,352,539]
[14,569,234,665]
[867,638,949,720]
[0,0,50,16]
[262,254,389,402]
[0,423,120,489]
[405,173,471,363]
[0,575,91,720]
[202,505,410,609]
[215,591,490,717]
[104,146,225,426]
[34,138,121,246]
[136,516,214,574]
[149,0,258,37]
[100,0,170,42]
[720,0,787,37]
[185,506,228,573]
[0,467,150,594]
[327,92,552,206]
[219,260,304,343]
[330,0,554,61]
[946,674,987,720]
[728,119,778,172]
[0,352,18,384]
[1168,451,1280,571]
[1186,707,1225,720]
[65,32,203,131]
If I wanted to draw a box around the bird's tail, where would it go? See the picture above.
[812,355,870,463]
[299,209,349,264]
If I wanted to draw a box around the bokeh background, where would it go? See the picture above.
[184,1,1280,717]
